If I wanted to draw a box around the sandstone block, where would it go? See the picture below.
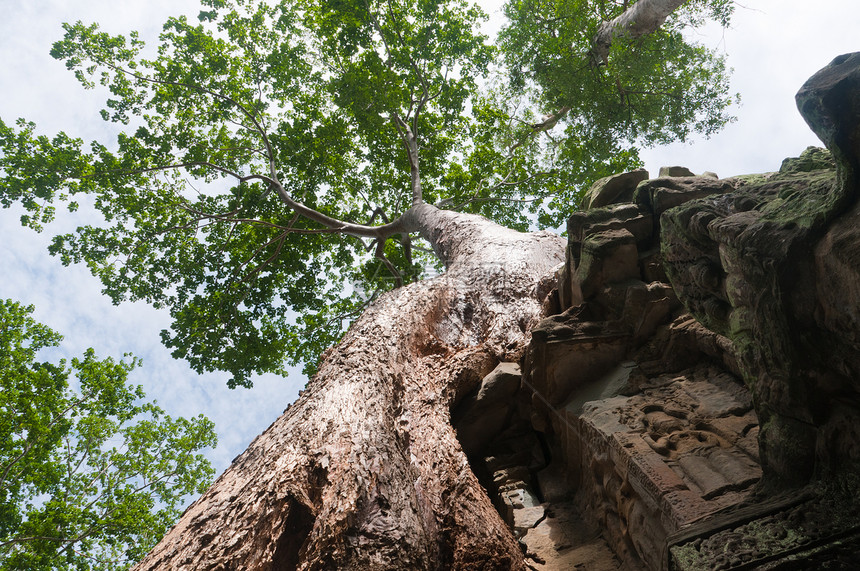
[576,228,640,299]
[477,362,521,403]
[567,203,654,252]
[581,168,649,210]
[633,176,734,217]
[658,166,696,178]
[527,331,629,408]
[796,52,860,171]
[512,505,546,537]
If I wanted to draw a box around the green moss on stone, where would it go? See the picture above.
[779,146,835,174]
[669,543,709,571]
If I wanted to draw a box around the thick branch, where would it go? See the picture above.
[528,106,571,134]
[93,60,409,242]
[591,0,687,66]
[374,238,404,288]
[391,114,423,206]
[269,179,410,239]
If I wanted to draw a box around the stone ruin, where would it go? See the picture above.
[452,53,860,569]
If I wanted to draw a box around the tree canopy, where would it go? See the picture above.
[0,0,735,387]
[502,0,736,143]
[0,299,216,571]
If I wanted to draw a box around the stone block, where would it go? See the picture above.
[512,505,546,537]
[568,203,654,255]
[553,365,762,567]
[561,361,639,417]
[677,454,732,499]
[576,229,640,299]
[633,176,734,217]
[639,248,669,283]
[520,501,624,570]
[707,448,760,488]
[557,249,584,311]
[477,362,521,403]
[581,168,649,210]
[528,334,629,407]
[659,166,696,178]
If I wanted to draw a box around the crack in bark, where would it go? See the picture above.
[134,209,565,570]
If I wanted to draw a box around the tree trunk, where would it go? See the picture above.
[133,204,566,570]
[591,0,687,65]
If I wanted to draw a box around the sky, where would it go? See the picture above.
[0,0,857,481]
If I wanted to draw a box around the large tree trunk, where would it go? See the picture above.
[134,204,565,570]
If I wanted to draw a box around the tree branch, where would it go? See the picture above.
[88,58,411,241]
[0,396,88,492]
[590,0,687,66]
[391,113,424,207]
[374,238,404,288]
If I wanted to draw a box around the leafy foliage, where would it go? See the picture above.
[0,299,216,570]
[0,0,736,386]
[500,0,737,148]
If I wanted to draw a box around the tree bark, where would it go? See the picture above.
[133,204,565,570]
[591,0,687,65]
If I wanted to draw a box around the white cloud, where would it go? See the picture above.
[0,0,304,477]
[640,0,859,176]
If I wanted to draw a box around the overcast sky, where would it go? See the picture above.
[1,0,857,479]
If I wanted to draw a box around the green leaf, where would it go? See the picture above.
[0,299,216,570]
[0,0,736,385]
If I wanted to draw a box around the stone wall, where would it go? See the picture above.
[456,53,860,570]
[524,166,763,569]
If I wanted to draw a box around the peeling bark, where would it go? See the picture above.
[134,205,565,570]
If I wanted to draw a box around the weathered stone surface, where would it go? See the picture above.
[520,138,769,570]
[562,203,656,314]
[639,247,669,284]
[620,281,680,342]
[512,505,546,537]
[660,139,860,487]
[477,362,522,403]
[634,315,739,378]
[525,314,629,408]
[454,363,526,456]
[668,480,860,570]
[634,176,735,217]
[566,364,761,570]
[503,55,860,571]
[502,485,541,510]
[555,253,583,315]
[522,55,860,570]
[576,228,640,298]
[796,52,860,180]
[659,166,697,178]
[527,291,681,406]
[581,168,650,210]
[779,145,835,173]
[567,203,654,252]
[521,501,625,571]
[560,361,639,416]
